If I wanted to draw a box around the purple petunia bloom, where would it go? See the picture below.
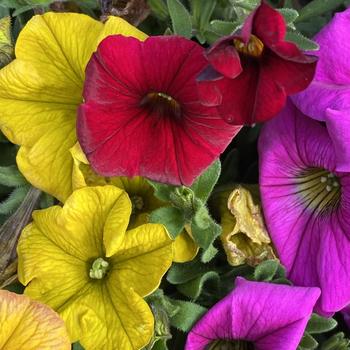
[292,8,350,173]
[185,277,320,350]
[259,100,350,316]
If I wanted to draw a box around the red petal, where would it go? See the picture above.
[253,2,286,46]
[206,42,242,79]
[78,35,241,185]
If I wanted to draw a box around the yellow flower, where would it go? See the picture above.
[218,186,275,266]
[0,290,70,350]
[17,186,173,350]
[0,13,146,202]
[71,143,198,263]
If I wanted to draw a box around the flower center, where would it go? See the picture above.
[296,168,341,214]
[140,92,181,120]
[206,340,255,350]
[131,194,144,214]
[89,257,109,279]
[233,35,264,58]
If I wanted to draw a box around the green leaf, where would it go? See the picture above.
[321,332,350,350]
[150,206,185,238]
[168,299,207,332]
[191,160,221,203]
[253,260,280,282]
[285,31,319,51]
[298,332,318,350]
[167,258,209,285]
[148,0,169,20]
[296,0,344,23]
[278,8,299,25]
[177,271,219,299]
[190,0,217,32]
[72,342,85,350]
[209,19,240,36]
[147,180,175,202]
[0,185,30,215]
[200,243,218,263]
[306,314,337,335]
[191,215,221,250]
[0,165,27,187]
[167,0,192,38]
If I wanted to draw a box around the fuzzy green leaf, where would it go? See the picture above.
[177,271,219,300]
[298,332,318,350]
[167,259,209,285]
[253,260,280,282]
[72,343,85,350]
[190,0,217,31]
[296,0,344,23]
[209,19,240,36]
[150,206,185,238]
[321,332,350,350]
[191,160,221,203]
[168,299,207,332]
[285,30,319,51]
[306,314,337,335]
[191,215,221,250]
[148,180,175,202]
[0,165,27,187]
[201,243,218,263]
[278,8,299,25]
[148,0,169,20]
[167,0,192,38]
[0,185,30,215]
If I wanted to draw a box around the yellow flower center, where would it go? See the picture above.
[140,92,181,120]
[296,168,341,213]
[89,257,109,279]
[233,35,264,58]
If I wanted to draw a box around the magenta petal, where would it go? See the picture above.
[325,108,350,172]
[259,100,350,315]
[186,278,320,350]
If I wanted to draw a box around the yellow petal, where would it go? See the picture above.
[0,13,146,202]
[220,186,276,266]
[0,290,70,350]
[110,223,173,297]
[173,226,198,263]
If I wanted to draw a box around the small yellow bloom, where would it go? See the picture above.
[71,143,198,263]
[17,186,173,350]
[0,13,146,202]
[0,290,70,350]
[219,186,275,266]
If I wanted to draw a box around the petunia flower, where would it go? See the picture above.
[70,143,198,263]
[0,290,70,349]
[185,277,320,350]
[259,100,350,316]
[0,12,146,202]
[197,1,317,125]
[218,186,275,266]
[77,35,241,187]
[17,186,173,350]
[292,8,350,173]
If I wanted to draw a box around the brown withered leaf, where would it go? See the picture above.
[99,0,150,26]
[220,185,276,266]
[0,187,41,287]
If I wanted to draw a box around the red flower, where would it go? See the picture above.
[77,35,241,186]
[197,1,317,125]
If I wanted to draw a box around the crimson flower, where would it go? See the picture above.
[197,1,317,125]
[77,35,241,186]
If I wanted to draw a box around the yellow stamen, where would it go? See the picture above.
[234,35,264,58]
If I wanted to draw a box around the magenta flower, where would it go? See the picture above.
[259,100,350,316]
[185,277,320,350]
[292,8,350,173]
